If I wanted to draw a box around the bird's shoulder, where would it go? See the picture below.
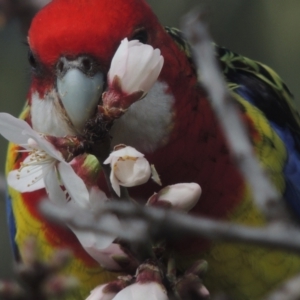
[215,44,300,147]
[165,26,300,216]
[216,44,300,217]
[165,25,300,140]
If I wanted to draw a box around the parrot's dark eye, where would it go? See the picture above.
[131,29,148,44]
[28,49,38,70]
[82,58,92,72]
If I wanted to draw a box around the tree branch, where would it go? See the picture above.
[181,9,290,222]
[40,200,300,254]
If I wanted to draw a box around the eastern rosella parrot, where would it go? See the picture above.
[5,0,300,299]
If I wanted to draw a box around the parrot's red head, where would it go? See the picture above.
[27,0,198,153]
[29,0,162,68]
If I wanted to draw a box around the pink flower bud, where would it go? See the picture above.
[84,243,138,272]
[108,38,164,96]
[147,183,201,212]
[102,39,164,112]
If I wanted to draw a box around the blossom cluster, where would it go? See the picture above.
[0,38,207,300]
[0,111,204,299]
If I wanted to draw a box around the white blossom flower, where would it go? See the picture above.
[147,183,201,212]
[86,284,117,300]
[69,190,137,271]
[84,243,123,271]
[79,240,138,272]
[86,277,132,300]
[68,187,119,256]
[0,113,89,208]
[112,282,168,300]
[104,145,151,197]
[108,38,164,96]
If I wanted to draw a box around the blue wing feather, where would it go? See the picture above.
[232,75,300,219]
[272,123,300,217]
[216,45,300,219]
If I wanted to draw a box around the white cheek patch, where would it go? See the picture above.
[31,81,175,153]
[110,81,175,153]
[31,91,77,137]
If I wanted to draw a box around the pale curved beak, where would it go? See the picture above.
[56,56,104,131]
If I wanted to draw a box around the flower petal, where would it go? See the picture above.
[86,284,117,300]
[110,168,121,197]
[7,164,45,192]
[128,40,141,47]
[151,165,162,186]
[103,155,112,165]
[70,223,116,253]
[123,45,155,93]
[104,146,144,161]
[88,186,108,211]
[82,242,126,271]
[25,131,64,162]
[112,282,168,300]
[109,38,130,82]
[44,164,67,205]
[0,113,33,146]
[156,183,201,212]
[0,113,63,163]
[58,163,89,208]
[66,198,119,264]
[116,157,151,187]
[125,47,159,93]
[0,113,65,162]
[139,53,164,92]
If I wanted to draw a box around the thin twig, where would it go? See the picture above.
[41,200,150,244]
[181,9,290,222]
[40,200,300,254]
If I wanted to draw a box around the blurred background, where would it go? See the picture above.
[1,0,300,279]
